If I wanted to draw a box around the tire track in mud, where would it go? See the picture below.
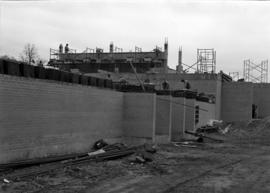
[162,159,243,193]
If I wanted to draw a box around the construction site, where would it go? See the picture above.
[0,38,270,193]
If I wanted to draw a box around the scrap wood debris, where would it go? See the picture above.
[196,119,231,135]
[173,141,203,148]
[0,140,157,183]
[185,130,224,143]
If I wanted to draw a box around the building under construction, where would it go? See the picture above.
[2,40,270,192]
[49,41,168,74]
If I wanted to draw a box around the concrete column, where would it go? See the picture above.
[152,93,157,143]
[215,80,222,120]
[182,97,186,137]
[168,95,172,142]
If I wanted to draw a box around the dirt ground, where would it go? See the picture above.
[2,120,270,193]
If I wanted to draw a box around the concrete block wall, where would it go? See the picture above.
[155,95,171,135]
[0,75,123,164]
[155,95,171,144]
[145,73,222,121]
[188,80,218,94]
[0,72,209,163]
[170,97,184,141]
[154,95,199,142]
[221,82,253,122]
[170,97,197,141]
[123,93,156,140]
[195,101,216,128]
[223,82,270,119]
[253,84,270,118]
[184,99,195,132]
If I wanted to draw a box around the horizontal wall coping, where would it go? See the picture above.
[0,74,118,92]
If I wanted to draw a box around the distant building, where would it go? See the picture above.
[48,41,168,74]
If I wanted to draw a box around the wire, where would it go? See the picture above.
[156,97,209,112]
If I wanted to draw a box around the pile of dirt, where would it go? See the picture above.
[225,116,270,145]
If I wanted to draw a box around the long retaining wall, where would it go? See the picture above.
[0,60,218,164]
[0,75,123,164]
[0,74,212,163]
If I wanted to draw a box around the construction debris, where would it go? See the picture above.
[185,130,224,143]
[196,125,219,133]
[144,144,157,154]
[87,149,105,156]
[207,119,223,127]
[93,139,108,150]
[3,179,10,184]
[173,141,203,148]
[220,123,232,134]
[128,145,156,164]
[0,142,157,182]
[134,156,146,164]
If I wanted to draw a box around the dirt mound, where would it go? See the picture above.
[226,117,270,144]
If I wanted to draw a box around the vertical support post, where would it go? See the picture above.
[152,93,157,143]
[215,79,222,120]
[182,96,186,138]
[168,95,173,142]
[197,49,199,72]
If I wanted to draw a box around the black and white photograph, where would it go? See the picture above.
[0,0,270,192]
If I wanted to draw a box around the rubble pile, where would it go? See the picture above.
[225,116,270,145]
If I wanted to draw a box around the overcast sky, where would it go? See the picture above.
[0,0,270,76]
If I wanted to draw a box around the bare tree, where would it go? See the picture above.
[20,43,39,65]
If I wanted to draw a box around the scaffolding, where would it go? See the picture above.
[197,49,216,73]
[49,47,77,60]
[180,48,216,73]
[179,47,200,73]
[229,72,239,81]
[114,46,123,52]
[243,59,268,83]
[135,46,142,52]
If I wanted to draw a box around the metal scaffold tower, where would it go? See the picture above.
[197,49,216,73]
[243,59,268,83]
[179,48,217,73]
[229,72,239,81]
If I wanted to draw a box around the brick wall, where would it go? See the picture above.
[0,75,123,164]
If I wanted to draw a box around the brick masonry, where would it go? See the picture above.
[0,73,215,164]
[0,75,123,164]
